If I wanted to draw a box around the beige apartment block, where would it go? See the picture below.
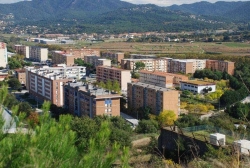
[96,66,131,91]
[139,70,189,88]
[101,52,124,63]
[66,48,100,57]
[127,82,180,117]
[52,49,100,66]
[206,60,235,75]
[15,69,26,85]
[121,59,168,72]
[29,46,48,62]
[64,82,121,117]
[169,59,194,74]
[52,51,76,66]
[84,55,111,67]
[0,42,8,68]
[14,45,30,58]
[26,65,86,106]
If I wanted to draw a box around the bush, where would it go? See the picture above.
[136,120,159,134]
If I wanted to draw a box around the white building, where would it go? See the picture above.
[234,140,250,155]
[0,42,8,68]
[210,133,226,146]
[180,80,216,94]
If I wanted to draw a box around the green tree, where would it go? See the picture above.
[71,117,98,151]
[136,119,159,134]
[98,81,106,88]
[0,90,130,167]
[3,93,19,109]
[18,102,33,117]
[7,78,22,90]
[106,80,113,91]
[135,61,145,71]
[112,80,121,93]
[158,110,177,127]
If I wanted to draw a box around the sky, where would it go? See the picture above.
[0,0,249,6]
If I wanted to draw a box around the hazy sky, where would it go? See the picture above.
[0,0,249,6]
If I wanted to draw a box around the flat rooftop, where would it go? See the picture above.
[122,59,154,61]
[181,80,215,86]
[139,70,188,78]
[66,82,122,98]
[130,82,176,92]
[97,66,130,71]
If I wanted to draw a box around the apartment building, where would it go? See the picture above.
[180,80,216,94]
[26,65,86,106]
[191,59,206,72]
[139,70,189,88]
[0,69,8,81]
[84,55,111,67]
[121,59,168,72]
[66,48,100,57]
[206,60,235,75]
[14,45,30,58]
[0,42,8,68]
[96,66,131,91]
[129,54,157,59]
[29,46,48,62]
[51,51,75,66]
[101,52,124,63]
[169,59,194,74]
[51,49,100,66]
[15,69,26,86]
[64,82,121,117]
[127,82,180,116]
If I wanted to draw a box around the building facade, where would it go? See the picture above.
[29,46,48,62]
[84,55,111,67]
[206,60,235,75]
[129,54,157,59]
[0,42,8,68]
[52,49,100,66]
[180,80,216,94]
[101,52,124,63]
[51,51,76,66]
[26,65,86,106]
[96,66,131,91]
[14,45,30,58]
[15,69,26,86]
[121,59,168,72]
[64,82,121,117]
[169,59,194,74]
[127,82,180,117]
[139,70,189,88]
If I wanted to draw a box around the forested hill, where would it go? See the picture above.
[0,0,249,33]
[168,1,250,22]
[0,0,249,22]
[0,0,135,20]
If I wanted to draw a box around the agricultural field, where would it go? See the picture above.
[75,40,250,56]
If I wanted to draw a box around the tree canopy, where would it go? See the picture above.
[158,110,177,127]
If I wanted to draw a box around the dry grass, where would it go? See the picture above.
[132,137,152,148]
[73,41,250,56]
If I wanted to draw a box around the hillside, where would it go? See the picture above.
[0,0,135,20]
[168,1,250,22]
[0,0,249,33]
